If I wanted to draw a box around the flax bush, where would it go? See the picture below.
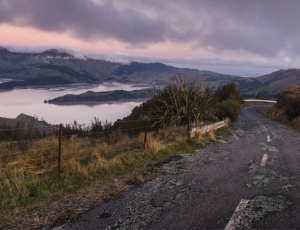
[150,75,214,128]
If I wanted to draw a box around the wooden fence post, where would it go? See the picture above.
[58,123,63,175]
[187,117,191,140]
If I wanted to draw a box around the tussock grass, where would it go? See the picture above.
[0,125,218,226]
[260,107,300,132]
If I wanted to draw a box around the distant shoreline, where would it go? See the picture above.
[45,88,153,105]
[45,97,150,106]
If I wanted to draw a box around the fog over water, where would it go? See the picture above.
[0,82,146,125]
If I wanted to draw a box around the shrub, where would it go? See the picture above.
[285,95,300,119]
[216,99,241,122]
[150,75,213,128]
[212,83,243,121]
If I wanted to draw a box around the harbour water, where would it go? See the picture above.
[0,82,146,125]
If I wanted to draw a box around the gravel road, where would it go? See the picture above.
[58,104,300,229]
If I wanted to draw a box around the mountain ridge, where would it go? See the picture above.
[1,47,300,98]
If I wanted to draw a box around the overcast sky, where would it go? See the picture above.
[1,0,299,76]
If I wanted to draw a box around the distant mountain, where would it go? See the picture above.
[239,69,300,99]
[0,48,121,85]
[35,49,76,60]
[1,47,300,99]
[0,47,241,90]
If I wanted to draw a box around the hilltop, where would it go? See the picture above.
[1,48,300,98]
[0,48,242,92]
[250,69,300,98]
[0,113,55,136]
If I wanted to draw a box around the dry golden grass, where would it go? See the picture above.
[0,124,220,228]
[260,107,300,132]
[158,125,188,143]
[0,125,215,178]
[205,130,216,141]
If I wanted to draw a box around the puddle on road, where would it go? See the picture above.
[237,195,292,230]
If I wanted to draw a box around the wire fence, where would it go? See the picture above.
[0,118,163,176]
[0,117,227,177]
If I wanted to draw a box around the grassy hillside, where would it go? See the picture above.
[251,69,300,99]
[260,84,300,132]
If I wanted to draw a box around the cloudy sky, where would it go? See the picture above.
[0,0,299,76]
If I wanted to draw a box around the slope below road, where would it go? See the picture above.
[58,104,300,229]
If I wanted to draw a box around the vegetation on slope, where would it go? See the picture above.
[45,88,153,104]
[211,82,244,121]
[0,120,219,229]
[260,84,300,132]
[112,75,243,136]
[241,69,300,99]
[0,74,243,228]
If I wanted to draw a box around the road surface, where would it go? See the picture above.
[58,104,300,229]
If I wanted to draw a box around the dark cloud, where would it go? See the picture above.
[0,0,168,44]
[1,0,300,58]
[195,0,300,56]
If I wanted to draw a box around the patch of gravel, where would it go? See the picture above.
[158,153,191,174]
[246,155,289,188]
[196,149,231,166]
[237,195,292,230]
[97,154,199,230]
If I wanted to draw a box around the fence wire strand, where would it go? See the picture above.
[0,117,212,177]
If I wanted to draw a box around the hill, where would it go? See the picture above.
[0,113,55,136]
[260,84,300,132]
[252,69,300,98]
[0,48,240,88]
[1,48,300,98]
[46,88,153,105]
